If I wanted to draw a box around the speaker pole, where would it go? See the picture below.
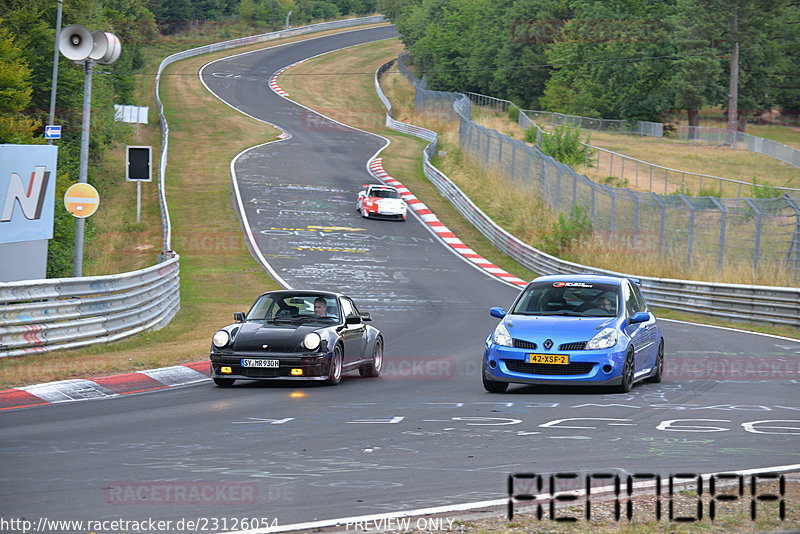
[73,59,94,277]
[48,0,63,146]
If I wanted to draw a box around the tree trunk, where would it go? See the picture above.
[727,1,739,138]
[687,108,699,139]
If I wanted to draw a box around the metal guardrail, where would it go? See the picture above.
[0,17,386,359]
[155,15,386,252]
[378,59,800,328]
[0,257,180,358]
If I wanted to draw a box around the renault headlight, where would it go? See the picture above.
[586,328,617,350]
[303,332,321,350]
[492,323,513,347]
[212,330,230,348]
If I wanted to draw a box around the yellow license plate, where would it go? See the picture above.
[527,353,569,365]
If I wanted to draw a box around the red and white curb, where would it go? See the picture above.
[369,158,527,287]
[0,362,210,411]
[268,61,303,97]
[269,62,527,288]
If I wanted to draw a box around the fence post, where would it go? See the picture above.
[651,192,665,254]
[511,139,516,182]
[525,144,531,184]
[475,123,481,159]
[542,160,553,209]
[497,131,503,169]
[626,189,639,247]
[679,195,695,270]
[710,197,727,273]
[556,165,561,206]
[784,195,800,278]
[600,183,615,242]
[573,165,577,206]
[744,198,762,273]
[486,127,491,167]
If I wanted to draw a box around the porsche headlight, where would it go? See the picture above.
[212,330,230,348]
[492,323,513,347]
[303,332,321,350]
[586,328,618,350]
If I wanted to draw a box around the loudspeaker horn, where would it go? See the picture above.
[59,24,93,61]
[88,30,109,61]
[99,33,121,65]
[89,31,121,65]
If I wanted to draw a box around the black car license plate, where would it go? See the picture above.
[241,359,279,368]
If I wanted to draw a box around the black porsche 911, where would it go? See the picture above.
[209,290,383,387]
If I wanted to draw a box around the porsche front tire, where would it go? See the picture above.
[213,377,235,387]
[325,345,343,385]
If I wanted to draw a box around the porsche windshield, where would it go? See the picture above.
[510,282,620,317]
[371,188,400,199]
[246,294,340,323]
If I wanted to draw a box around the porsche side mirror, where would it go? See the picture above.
[345,316,362,325]
[234,312,246,322]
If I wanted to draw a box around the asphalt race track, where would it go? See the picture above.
[1,25,799,531]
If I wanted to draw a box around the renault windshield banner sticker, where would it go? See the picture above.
[0,145,58,245]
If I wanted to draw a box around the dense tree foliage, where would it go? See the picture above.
[0,0,377,277]
[380,0,800,123]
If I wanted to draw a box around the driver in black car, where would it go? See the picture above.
[314,297,329,318]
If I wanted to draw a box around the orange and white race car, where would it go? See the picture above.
[356,184,407,221]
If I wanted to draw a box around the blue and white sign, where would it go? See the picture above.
[44,125,61,139]
[0,144,58,245]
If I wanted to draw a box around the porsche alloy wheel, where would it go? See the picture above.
[213,377,235,387]
[360,338,383,378]
[616,348,635,393]
[326,345,343,385]
[645,339,664,383]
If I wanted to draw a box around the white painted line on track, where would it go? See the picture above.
[262,45,529,292]
[660,317,800,343]
[232,463,800,533]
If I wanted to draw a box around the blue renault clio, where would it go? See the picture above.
[483,274,664,393]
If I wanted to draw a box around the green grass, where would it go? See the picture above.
[0,24,391,389]
[278,40,799,341]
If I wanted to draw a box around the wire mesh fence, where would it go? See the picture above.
[681,126,800,168]
[396,54,800,279]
